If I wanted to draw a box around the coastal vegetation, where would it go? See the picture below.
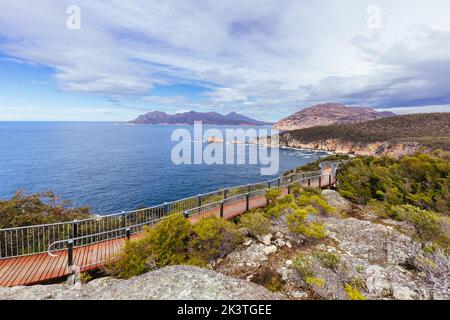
[108,185,334,278]
[337,152,449,215]
[0,191,91,228]
[280,113,450,150]
[336,152,450,249]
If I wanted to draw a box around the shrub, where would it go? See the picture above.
[344,284,366,300]
[190,216,242,263]
[305,276,325,288]
[292,253,314,280]
[265,189,281,204]
[314,250,341,270]
[286,208,327,239]
[389,205,442,242]
[0,191,91,228]
[336,153,450,215]
[297,193,336,215]
[108,213,191,278]
[237,210,271,237]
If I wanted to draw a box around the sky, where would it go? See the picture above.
[0,0,450,121]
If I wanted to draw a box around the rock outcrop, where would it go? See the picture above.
[279,136,421,158]
[274,103,394,131]
[0,265,280,300]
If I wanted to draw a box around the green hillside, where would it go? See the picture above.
[280,113,450,150]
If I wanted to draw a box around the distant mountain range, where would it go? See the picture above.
[274,103,395,131]
[129,111,271,126]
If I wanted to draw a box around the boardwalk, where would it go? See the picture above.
[0,165,337,287]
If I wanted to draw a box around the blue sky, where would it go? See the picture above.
[1,0,450,121]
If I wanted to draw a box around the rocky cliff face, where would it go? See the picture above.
[274,103,395,131]
[279,134,422,158]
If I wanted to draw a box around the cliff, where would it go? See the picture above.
[279,113,450,158]
[274,103,395,131]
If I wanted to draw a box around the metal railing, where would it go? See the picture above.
[0,161,340,260]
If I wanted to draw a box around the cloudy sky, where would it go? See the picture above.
[1,0,450,121]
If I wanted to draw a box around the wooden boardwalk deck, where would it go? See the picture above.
[0,175,333,287]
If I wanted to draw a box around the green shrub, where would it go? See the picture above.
[314,250,341,270]
[297,193,336,215]
[305,276,325,288]
[108,213,191,278]
[286,207,327,239]
[389,205,442,242]
[344,284,366,300]
[237,210,271,237]
[190,216,242,263]
[0,191,91,228]
[337,153,450,215]
[292,253,314,280]
[265,189,281,204]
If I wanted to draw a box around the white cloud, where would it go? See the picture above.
[1,0,450,119]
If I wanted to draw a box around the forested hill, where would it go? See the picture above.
[280,113,450,151]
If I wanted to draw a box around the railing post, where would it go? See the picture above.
[163,202,169,215]
[72,220,78,246]
[121,212,127,236]
[319,176,322,188]
[184,211,189,219]
[287,185,291,195]
[308,178,311,187]
[329,175,332,188]
[67,240,74,274]
[247,184,251,193]
[198,194,202,207]
[220,201,224,218]
[278,178,281,187]
[126,228,131,240]
[267,181,271,189]
[223,189,228,199]
[246,193,250,212]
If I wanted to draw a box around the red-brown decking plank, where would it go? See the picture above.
[27,251,60,285]
[40,249,66,282]
[49,250,68,280]
[0,254,30,286]
[21,253,49,285]
[5,254,36,287]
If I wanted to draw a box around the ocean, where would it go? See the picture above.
[0,122,329,214]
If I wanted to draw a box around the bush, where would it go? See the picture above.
[286,205,327,240]
[109,213,191,278]
[344,284,366,300]
[389,205,442,242]
[265,189,281,204]
[0,191,91,228]
[292,253,314,280]
[337,153,450,215]
[237,210,271,237]
[189,216,242,263]
[314,250,341,270]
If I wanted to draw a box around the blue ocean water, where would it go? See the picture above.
[0,122,329,214]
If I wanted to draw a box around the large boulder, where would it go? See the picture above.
[0,265,280,300]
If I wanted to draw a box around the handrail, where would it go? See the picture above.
[0,161,341,259]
